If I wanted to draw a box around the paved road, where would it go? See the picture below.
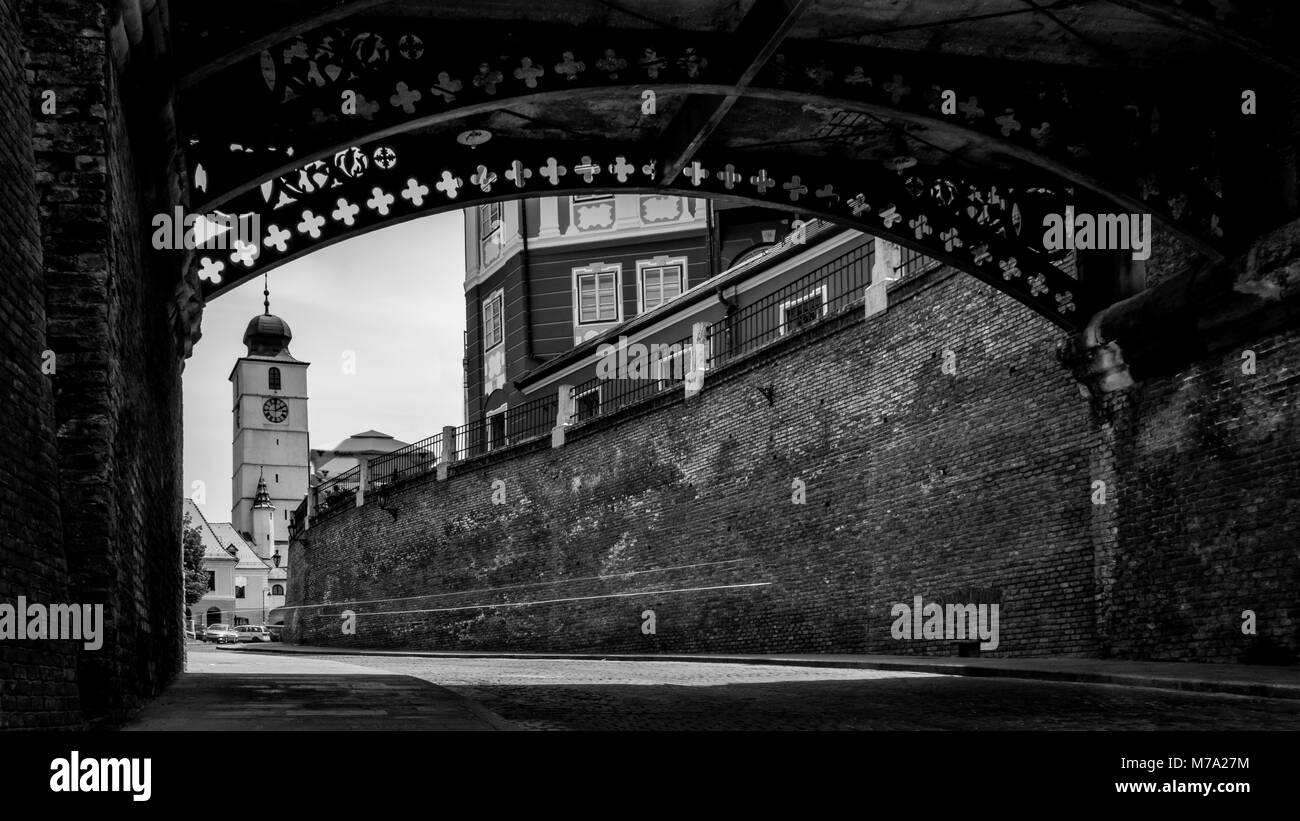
[298,654,1300,731]
[122,644,508,730]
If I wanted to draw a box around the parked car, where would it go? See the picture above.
[266,624,284,642]
[236,625,271,643]
[202,623,239,644]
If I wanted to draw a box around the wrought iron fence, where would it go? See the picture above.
[507,392,557,443]
[312,464,359,518]
[369,432,442,490]
[895,244,942,282]
[708,239,872,367]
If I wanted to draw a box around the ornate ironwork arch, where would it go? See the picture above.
[192,136,1088,330]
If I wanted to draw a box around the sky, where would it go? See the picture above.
[183,211,466,523]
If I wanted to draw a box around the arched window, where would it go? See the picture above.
[268,367,281,390]
[271,584,284,596]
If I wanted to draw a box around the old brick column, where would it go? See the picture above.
[21,0,188,723]
[0,0,81,729]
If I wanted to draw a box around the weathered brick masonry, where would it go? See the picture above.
[0,0,185,727]
[292,258,1298,662]
[0,0,80,729]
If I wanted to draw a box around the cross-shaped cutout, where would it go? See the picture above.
[297,210,326,238]
[815,184,838,203]
[683,161,709,186]
[539,158,567,185]
[332,198,360,225]
[717,164,741,190]
[366,188,395,214]
[471,165,498,193]
[198,257,224,283]
[783,175,807,201]
[431,72,462,103]
[879,206,901,228]
[641,160,656,180]
[847,194,870,216]
[402,178,430,206]
[1028,273,1048,297]
[389,81,422,114]
[435,171,462,199]
[230,240,259,267]
[514,57,544,88]
[574,156,601,183]
[608,156,634,183]
[263,224,291,252]
[505,160,532,188]
[750,169,773,194]
[555,51,585,80]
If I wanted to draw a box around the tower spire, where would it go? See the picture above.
[263,274,270,316]
[253,467,273,508]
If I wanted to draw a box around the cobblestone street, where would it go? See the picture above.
[304,654,1300,731]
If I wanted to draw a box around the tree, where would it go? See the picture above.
[182,513,209,607]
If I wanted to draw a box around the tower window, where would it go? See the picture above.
[275,473,279,483]
[268,367,281,390]
[271,584,284,596]
[483,289,504,351]
[478,202,504,267]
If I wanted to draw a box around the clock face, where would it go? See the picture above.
[262,398,289,423]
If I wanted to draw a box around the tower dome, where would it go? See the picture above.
[243,313,293,356]
[243,276,292,356]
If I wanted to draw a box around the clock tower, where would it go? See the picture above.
[230,282,309,559]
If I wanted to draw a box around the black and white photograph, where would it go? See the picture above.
[1,0,1297,806]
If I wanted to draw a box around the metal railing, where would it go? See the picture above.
[895,244,942,282]
[312,465,359,519]
[709,239,872,368]
[369,432,442,490]
[507,392,557,443]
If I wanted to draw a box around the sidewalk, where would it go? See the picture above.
[237,643,1300,700]
[119,646,515,730]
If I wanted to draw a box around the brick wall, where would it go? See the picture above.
[19,0,185,725]
[0,0,81,729]
[291,268,1097,657]
[292,259,1300,663]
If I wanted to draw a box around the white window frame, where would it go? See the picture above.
[573,385,601,421]
[478,203,504,267]
[482,288,504,352]
[636,255,687,315]
[485,403,508,450]
[778,285,829,337]
[573,263,621,326]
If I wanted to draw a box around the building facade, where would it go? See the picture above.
[462,194,803,428]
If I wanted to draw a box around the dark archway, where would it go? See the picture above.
[166,0,1299,349]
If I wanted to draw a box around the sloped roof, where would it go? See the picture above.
[210,522,271,571]
[183,499,237,563]
[183,499,269,571]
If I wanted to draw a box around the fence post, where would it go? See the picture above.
[552,384,574,448]
[356,458,369,507]
[437,424,455,480]
[685,322,708,399]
